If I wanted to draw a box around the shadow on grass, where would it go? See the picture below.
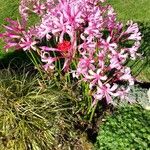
[0,50,35,73]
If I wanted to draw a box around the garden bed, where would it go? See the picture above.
[0,0,149,149]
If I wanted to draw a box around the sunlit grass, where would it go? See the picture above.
[107,0,150,23]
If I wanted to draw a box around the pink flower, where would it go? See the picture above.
[40,46,59,52]
[125,21,141,41]
[105,5,117,30]
[119,67,134,85]
[0,18,25,51]
[126,41,141,59]
[94,83,118,103]
[76,56,95,77]
[128,32,141,41]
[61,0,83,28]
[109,50,128,69]
[126,21,139,33]
[51,12,70,39]
[19,0,30,21]
[33,1,46,15]
[78,40,96,56]
[100,36,117,51]
[20,34,37,51]
[41,51,56,71]
[36,17,53,39]
[84,7,103,39]
[97,50,105,69]
[85,69,107,89]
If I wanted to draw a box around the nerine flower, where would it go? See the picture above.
[85,69,107,89]
[119,67,134,86]
[94,83,118,104]
[125,21,141,41]
[0,18,25,51]
[76,56,95,77]
[78,40,96,56]
[100,36,117,52]
[126,41,141,59]
[109,50,128,69]
[20,35,37,51]
[33,1,46,15]
[97,50,105,69]
[41,51,56,71]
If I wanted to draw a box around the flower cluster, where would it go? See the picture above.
[0,0,141,105]
[0,18,37,51]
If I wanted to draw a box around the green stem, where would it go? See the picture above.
[89,102,97,122]
[27,50,45,83]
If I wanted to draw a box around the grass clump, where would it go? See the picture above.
[95,105,150,150]
[0,69,75,150]
[0,69,53,149]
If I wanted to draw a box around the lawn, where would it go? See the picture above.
[0,0,19,24]
[107,0,150,23]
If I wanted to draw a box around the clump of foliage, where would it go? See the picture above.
[95,105,150,149]
[0,69,80,149]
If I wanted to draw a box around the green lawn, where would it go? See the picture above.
[0,0,19,24]
[0,0,149,82]
[107,0,150,23]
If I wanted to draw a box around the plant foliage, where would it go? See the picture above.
[0,69,78,149]
[95,105,150,149]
